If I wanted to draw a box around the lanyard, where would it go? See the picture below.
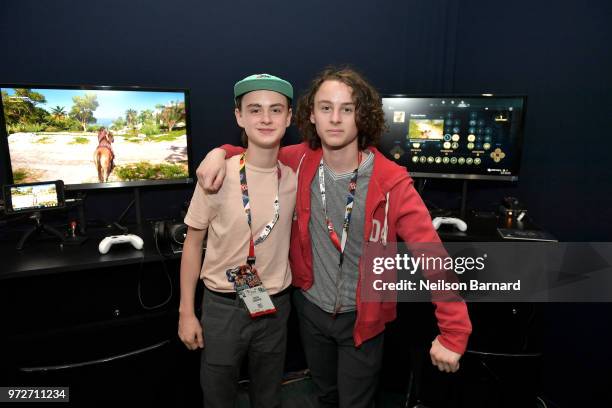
[239,153,281,265]
[318,151,362,268]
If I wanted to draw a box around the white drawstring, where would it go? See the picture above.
[382,192,389,247]
[293,153,306,221]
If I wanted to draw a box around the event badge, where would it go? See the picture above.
[226,261,276,318]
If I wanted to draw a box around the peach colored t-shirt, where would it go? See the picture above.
[184,155,296,294]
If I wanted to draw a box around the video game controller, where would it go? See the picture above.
[432,217,468,232]
[98,234,144,254]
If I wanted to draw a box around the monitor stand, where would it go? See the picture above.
[459,179,468,221]
[112,187,144,233]
[16,211,65,250]
[416,178,469,220]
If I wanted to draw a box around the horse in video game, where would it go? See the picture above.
[93,127,115,182]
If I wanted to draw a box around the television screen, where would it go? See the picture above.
[1,85,193,190]
[380,95,525,181]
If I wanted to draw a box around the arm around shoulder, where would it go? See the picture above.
[197,145,242,192]
[278,142,309,171]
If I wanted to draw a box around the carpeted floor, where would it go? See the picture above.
[235,373,408,408]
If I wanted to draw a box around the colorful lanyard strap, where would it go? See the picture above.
[239,153,281,265]
[318,151,362,268]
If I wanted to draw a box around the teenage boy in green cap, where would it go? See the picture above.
[178,74,297,408]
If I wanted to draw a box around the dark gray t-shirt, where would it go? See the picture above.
[303,151,374,313]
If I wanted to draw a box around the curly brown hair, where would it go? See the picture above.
[295,67,386,150]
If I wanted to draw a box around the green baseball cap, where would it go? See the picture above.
[234,73,293,101]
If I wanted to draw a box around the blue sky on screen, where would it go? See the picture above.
[2,88,185,122]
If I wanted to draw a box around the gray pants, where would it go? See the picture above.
[293,290,384,408]
[200,287,291,408]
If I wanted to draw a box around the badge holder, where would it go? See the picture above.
[226,257,276,318]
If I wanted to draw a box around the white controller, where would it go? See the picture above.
[99,234,144,254]
[432,217,468,232]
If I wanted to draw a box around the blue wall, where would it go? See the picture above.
[1,0,472,222]
[452,0,612,241]
[2,0,610,240]
[450,2,612,406]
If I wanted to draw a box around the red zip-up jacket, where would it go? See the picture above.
[221,142,472,353]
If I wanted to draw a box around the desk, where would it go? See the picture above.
[0,224,200,405]
[1,224,173,280]
[396,211,547,407]
[0,214,549,406]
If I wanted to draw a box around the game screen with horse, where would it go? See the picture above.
[1,86,191,189]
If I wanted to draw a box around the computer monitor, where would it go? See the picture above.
[0,84,193,190]
[380,95,526,181]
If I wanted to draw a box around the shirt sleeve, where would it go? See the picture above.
[220,144,246,158]
[393,177,472,354]
[184,183,213,230]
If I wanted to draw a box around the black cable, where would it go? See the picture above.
[153,221,175,258]
[537,395,560,408]
[478,358,502,384]
[536,396,549,408]
[111,198,135,233]
[137,225,174,310]
[137,253,173,311]
[416,178,427,195]
[112,222,128,233]
[466,349,542,358]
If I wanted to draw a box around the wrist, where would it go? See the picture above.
[179,305,195,317]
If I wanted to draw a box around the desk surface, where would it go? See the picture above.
[0,224,178,280]
[1,212,549,280]
[433,211,547,242]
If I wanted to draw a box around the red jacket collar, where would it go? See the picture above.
[297,146,409,210]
